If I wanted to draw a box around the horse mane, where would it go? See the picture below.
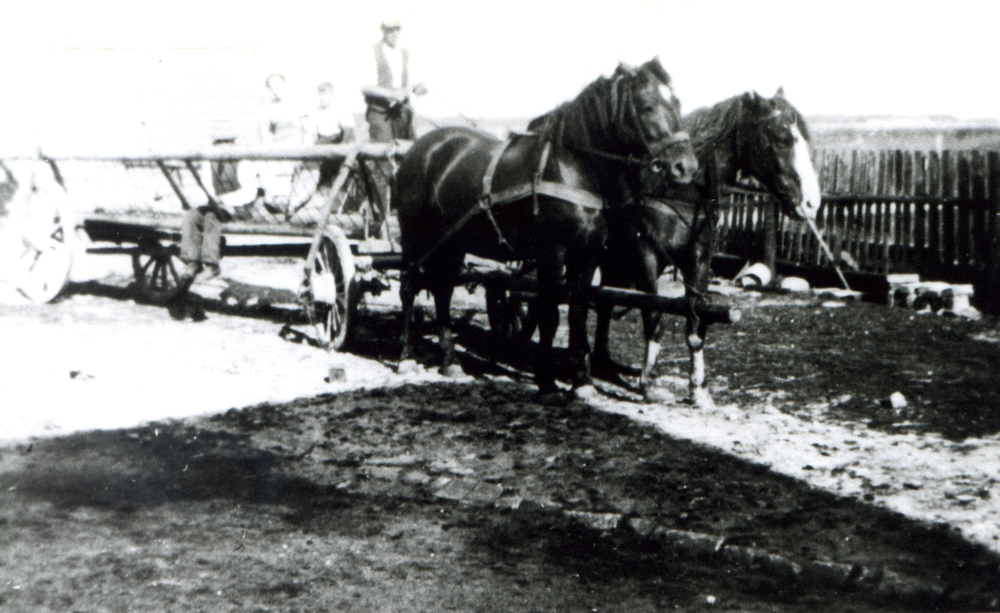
[683,93,812,160]
[682,95,746,160]
[527,67,646,158]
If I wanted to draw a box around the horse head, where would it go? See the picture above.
[539,57,697,188]
[630,57,698,185]
[739,89,821,220]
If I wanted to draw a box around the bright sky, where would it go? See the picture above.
[2,0,999,152]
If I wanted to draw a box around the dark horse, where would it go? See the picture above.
[395,58,698,402]
[592,89,821,407]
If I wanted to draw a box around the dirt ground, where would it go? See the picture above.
[2,254,1000,612]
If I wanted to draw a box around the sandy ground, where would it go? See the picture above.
[2,235,999,560]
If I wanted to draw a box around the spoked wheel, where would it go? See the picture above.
[307,232,359,350]
[131,243,189,304]
[13,203,73,304]
[486,283,532,352]
[4,165,74,304]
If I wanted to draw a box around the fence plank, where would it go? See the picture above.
[876,202,892,272]
[971,151,987,267]
[980,150,1000,314]
[913,152,927,268]
[928,150,941,198]
[958,152,973,267]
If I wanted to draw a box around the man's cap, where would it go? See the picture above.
[380,19,402,30]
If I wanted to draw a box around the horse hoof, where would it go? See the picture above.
[690,387,716,410]
[590,356,615,378]
[643,386,676,404]
[440,363,465,378]
[397,359,422,375]
[536,390,569,406]
[572,384,599,402]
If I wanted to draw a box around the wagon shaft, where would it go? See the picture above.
[589,286,739,325]
[459,268,738,325]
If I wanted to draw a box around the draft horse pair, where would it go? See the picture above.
[395,57,821,406]
[395,57,696,402]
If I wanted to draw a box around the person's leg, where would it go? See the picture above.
[199,211,222,278]
[179,209,204,275]
[393,104,415,140]
[367,107,393,143]
[366,107,396,221]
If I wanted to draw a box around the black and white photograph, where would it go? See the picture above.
[2,1,1000,611]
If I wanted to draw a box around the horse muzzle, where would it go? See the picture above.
[650,131,697,185]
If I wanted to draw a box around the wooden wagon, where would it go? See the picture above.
[0,142,737,359]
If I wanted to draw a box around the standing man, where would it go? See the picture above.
[362,18,427,142]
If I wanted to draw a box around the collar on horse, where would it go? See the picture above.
[481,134,605,212]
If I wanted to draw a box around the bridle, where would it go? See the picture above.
[569,130,691,169]
[565,70,691,175]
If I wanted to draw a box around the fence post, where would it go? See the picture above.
[979,151,1000,315]
[763,200,777,279]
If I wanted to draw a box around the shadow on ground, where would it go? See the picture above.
[2,381,998,612]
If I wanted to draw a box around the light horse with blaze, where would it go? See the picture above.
[593,89,822,407]
[394,58,697,402]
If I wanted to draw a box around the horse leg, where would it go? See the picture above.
[532,291,562,402]
[397,271,421,374]
[683,233,717,409]
[566,262,599,400]
[591,303,615,378]
[639,311,663,392]
[432,282,465,378]
[685,312,714,409]
[532,247,565,403]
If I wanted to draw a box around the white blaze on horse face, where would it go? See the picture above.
[791,123,821,220]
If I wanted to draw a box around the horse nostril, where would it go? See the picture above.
[673,161,691,181]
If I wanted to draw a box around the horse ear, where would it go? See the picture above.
[642,56,671,85]
[775,86,785,98]
[616,62,637,77]
[744,90,769,114]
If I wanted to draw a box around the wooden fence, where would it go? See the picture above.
[717,149,1000,287]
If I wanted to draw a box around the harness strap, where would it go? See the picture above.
[569,130,691,166]
[532,140,553,216]
[411,135,604,273]
[480,140,515,250]
[494,180,604,210]
[481,140,507,204]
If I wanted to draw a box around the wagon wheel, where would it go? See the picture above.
[4,165,75,304]
[308,234,359,350]
[131,242,189,304]
[485,283,532,352]
[12,197,74,304]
